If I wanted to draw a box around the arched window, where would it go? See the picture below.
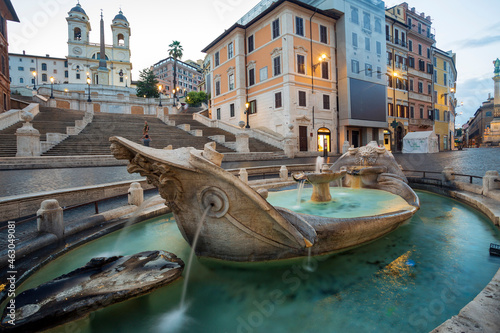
[117,33,125,46]
[74,27,81,41]
[91,53,109,60]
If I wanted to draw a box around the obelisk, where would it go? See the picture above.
[96,9,110,85]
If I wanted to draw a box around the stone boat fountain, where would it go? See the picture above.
[110,137,420,262]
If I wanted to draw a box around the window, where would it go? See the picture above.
[74,27,81,40]
[20,78,24,83]
[228,42,233,59]
[375,18,382,33]
[228,73,235,91]
[401,32,406,46]
[428,84,431,94]
[272,19,280,39]
[297,55,305,74]
[434,109,440,121]
[444,73,447,84]
[41,63,47,71]
[427,48,430,59]
[323,95,330,109]
[230,104,235,117]
[408,56,415,68]
[418,23,422,34]
[248,68,255,86]
[216,108,221,120]
[352,33,358,47]
[420,107,424,119]
[408,40,413,52]
[385,25,390,41]
[275,92,282,108]
[377,66,382,79]
[419,60,425,71]
[394,29,399,44]
[248,35,254,53]
[260,67,268,81]
[376,41,381,55]
[65,70,68,78]
[387,52,392,66]
[363,12,370,30]
[433,57,437,66]
[365,63,372,77]
[434,70,437,83]
[248,100,257,114]
[409,79,413,91]
[352,59,359,74]
[388,103,394,116]
[215,80,220,96]
[215,52,220,67]
[351,7,359,24]
[18,66,24,71]
[410,106,414,118]
[273,56,281,76]
[387,74,393,88]
[427,63,433,74]
[76,73,80,80]
[443,62,447,71]
[312,57,325,78]
[296,17,304,36]
[418,44,422,56]
[408,18,412,27]
[320,25,328,43]
[120,77,123,83]
[365,37,370,51]
[298,91,306,107]
[418,81,423,93]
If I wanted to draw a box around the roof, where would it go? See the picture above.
[403,131,437,140]
[69,3,86,15]
[202,0,342,53]
[3,0,19,22]
[113,10,128,22]
[8,52,67,61]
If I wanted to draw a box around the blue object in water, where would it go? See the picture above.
[406,259,416,267]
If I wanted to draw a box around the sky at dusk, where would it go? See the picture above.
[7,0,500,127]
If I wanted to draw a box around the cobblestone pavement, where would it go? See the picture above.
[0,148,498,199]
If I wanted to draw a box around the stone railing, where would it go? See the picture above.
[193,112,284,149]
[0,103,39,131]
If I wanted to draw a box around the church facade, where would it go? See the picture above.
[66,3,131,87]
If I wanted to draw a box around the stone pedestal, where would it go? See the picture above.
[284,124,296,158]
[239,168,248,183]
[16,122,41,157]
[342,141,351,154]
[311,183,331,202]
[483,170,500,196]
[37,199,64,240]
[279,166,288,180]
[128,182,144,206]
[235,133,250,153]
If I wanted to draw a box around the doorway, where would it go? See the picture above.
[299,126,308,151]
[317,128,331,152]
[396,126,403,152]
[351,130,360,148]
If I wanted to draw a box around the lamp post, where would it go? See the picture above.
[158,85,162,107]
[125,76,128,87]
[311,54,327,130]
[245,102,250,128]
[32,71,37,90]
[86,76,92,102]
[50,76,54,99]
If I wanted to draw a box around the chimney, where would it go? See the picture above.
[23,50,25,55]
[411,7,415,12]
[46,54,50,57]
[420,12,425,18]
[426,16,431,21]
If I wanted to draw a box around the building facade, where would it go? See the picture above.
[0,0,18,113]
[9,52,68,89]
[384,5,409,152]
[203,0,341,153]
[66,3,132,87]
[152,57,202,97]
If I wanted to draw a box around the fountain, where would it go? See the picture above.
[109,137,420,262]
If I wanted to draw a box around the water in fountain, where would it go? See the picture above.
[315,156,324,173]
[303,247,315,272]
[296,180,305,208]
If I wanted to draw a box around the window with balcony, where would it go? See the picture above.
[419,59,425,71]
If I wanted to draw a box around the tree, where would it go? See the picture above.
[136,68,159,98]
[168,40,183,99]
[186,91,208,106]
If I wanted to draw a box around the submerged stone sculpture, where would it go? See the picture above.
[0,251,184,332]
[109,137,419,262]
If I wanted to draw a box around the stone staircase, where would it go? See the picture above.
[168,114,283,153]
[42,113,236,156]
[0,107,86,157]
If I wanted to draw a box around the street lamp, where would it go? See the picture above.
[125,76,128,87]
[50,76,54,99]
[158,85,162,107]
[32,71,37,90]
[245,102,250,128]
[86,76,92,102]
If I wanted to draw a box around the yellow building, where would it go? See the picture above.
[202,1,340,153]
[433,48,457,150]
